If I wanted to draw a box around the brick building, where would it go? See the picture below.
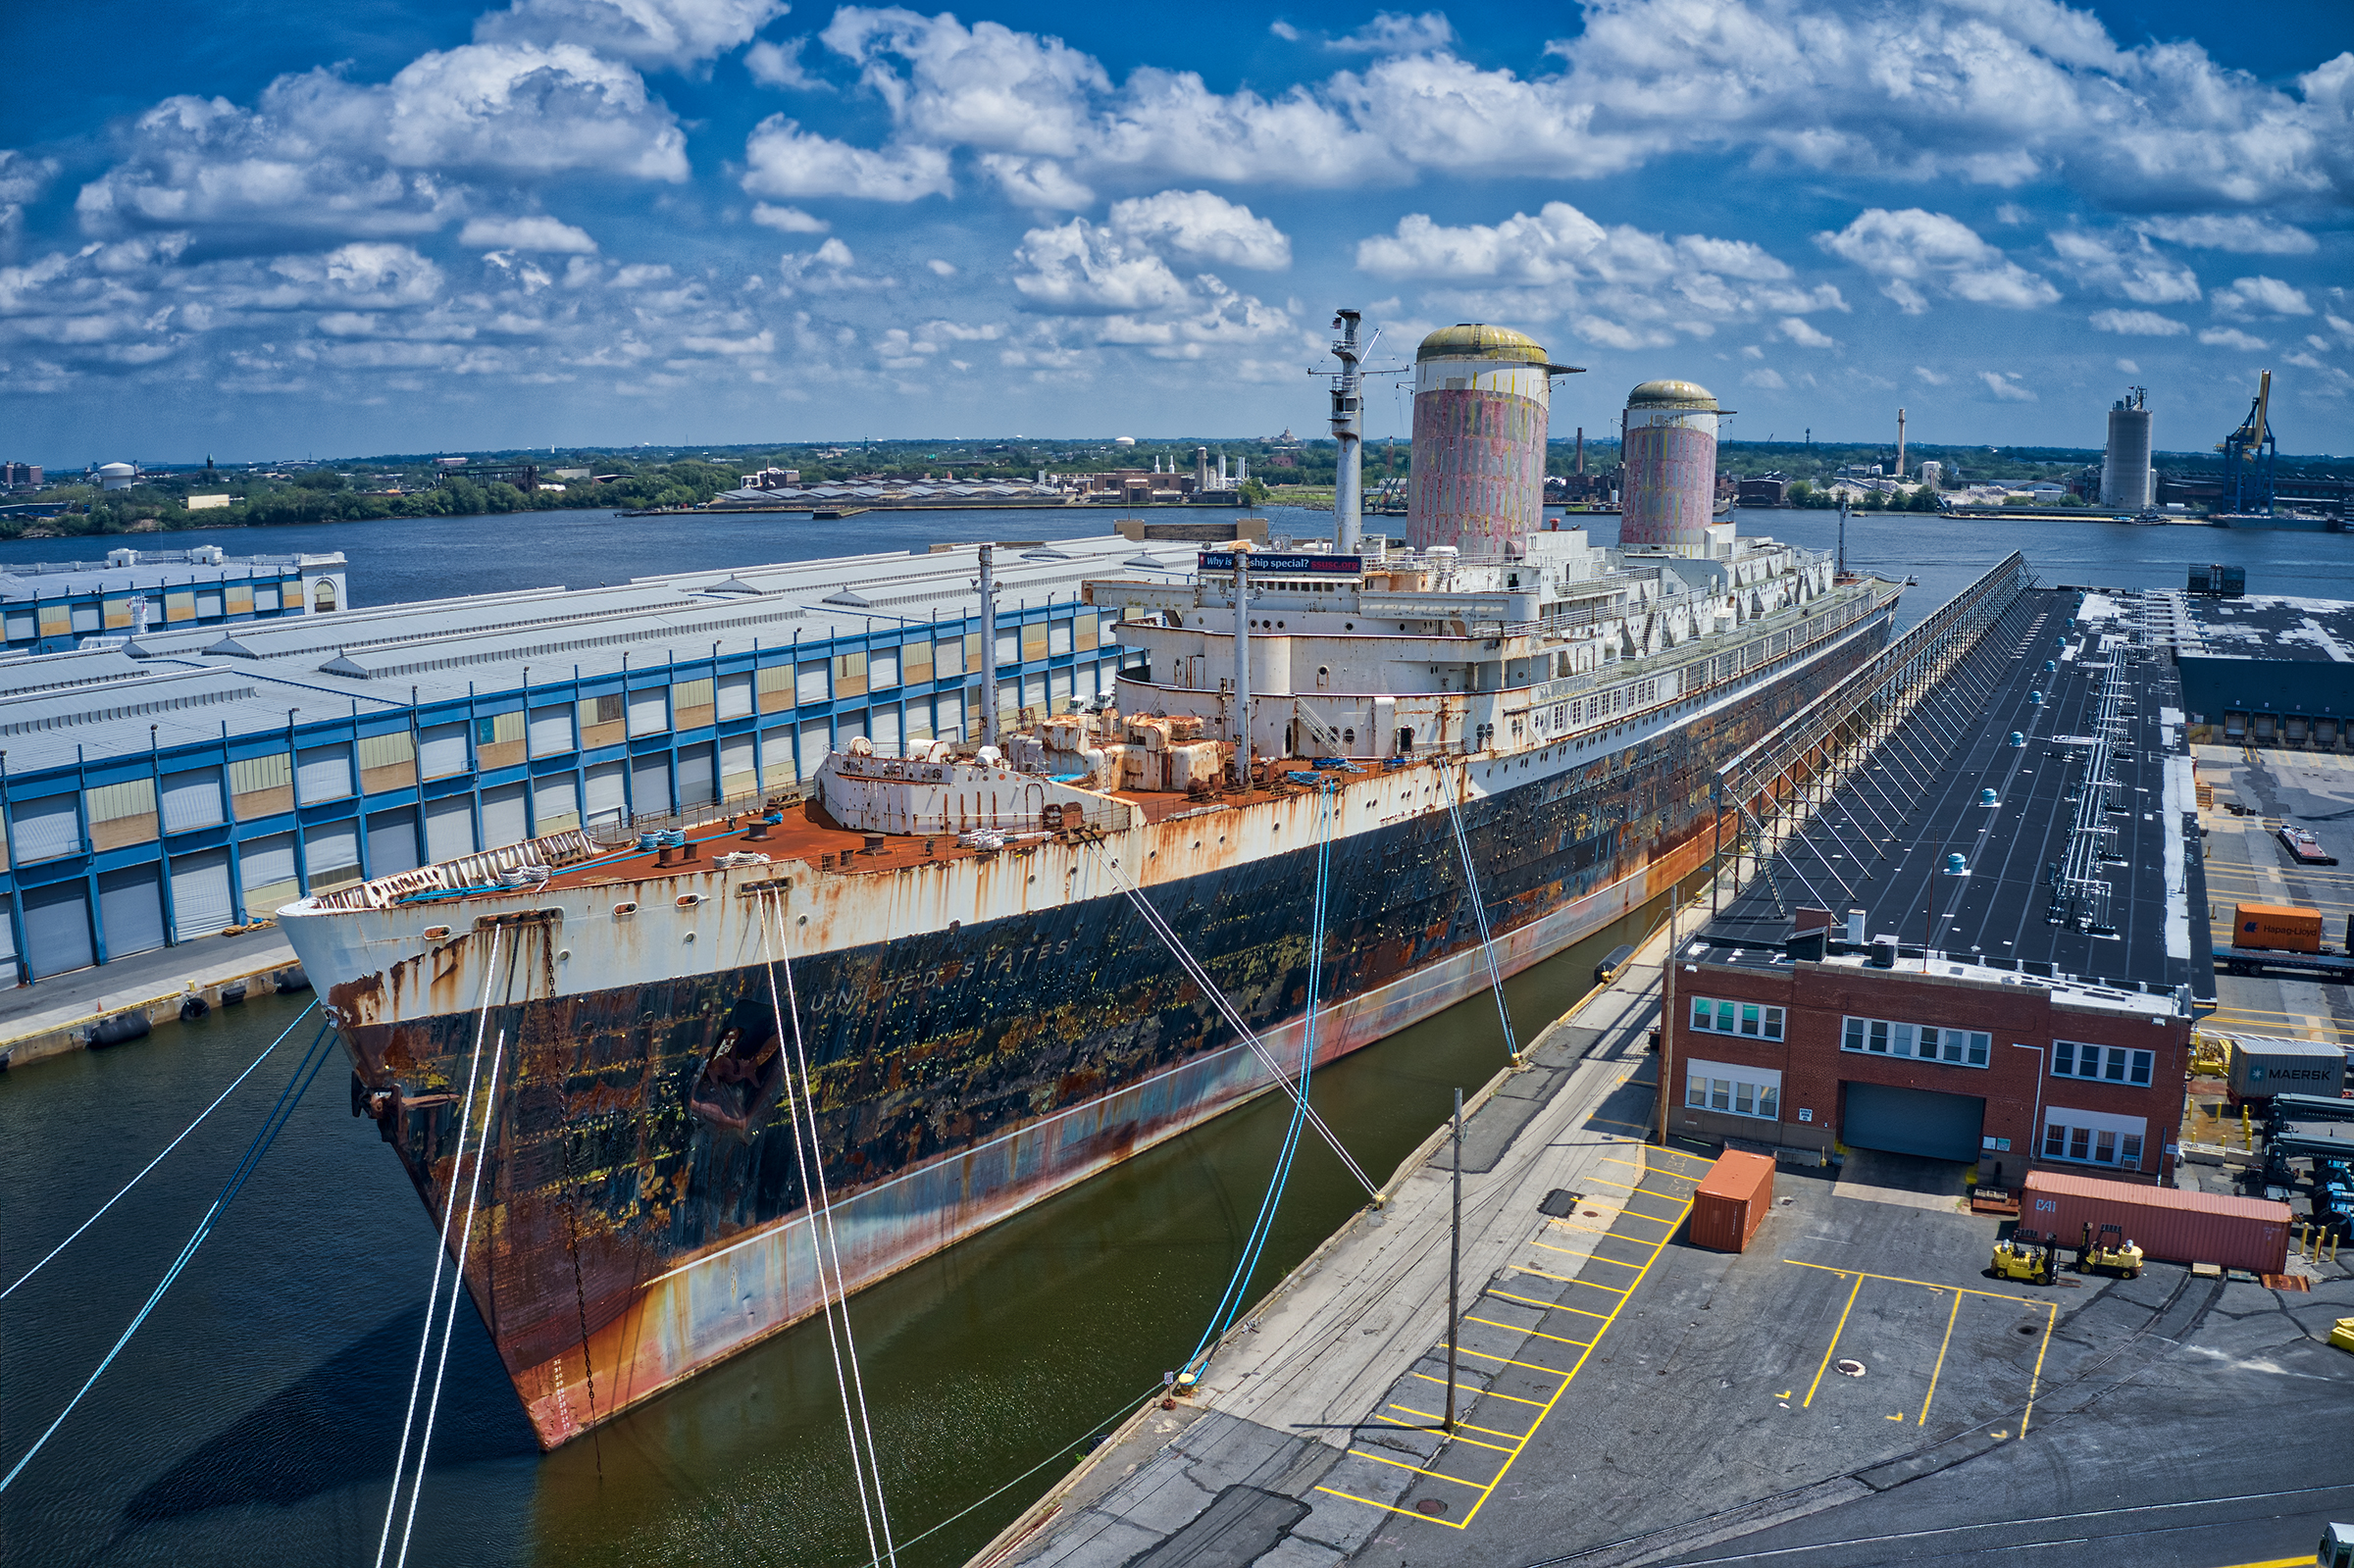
[1665,586,2208,1187]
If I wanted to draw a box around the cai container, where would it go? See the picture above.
[2021,1171,2290,1274]
[1689,1148,1774,1252]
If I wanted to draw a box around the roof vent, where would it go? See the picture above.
[823,586,874,608]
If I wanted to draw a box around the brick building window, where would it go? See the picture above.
[1683,1057,1780,1120]
[1690,996,1784,1040]
[1841,1015,1991,1068]
[2052,1040,2153,1087]
[2041,1107,2147,1171]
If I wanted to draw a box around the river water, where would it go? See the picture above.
[0,506,2341,1566]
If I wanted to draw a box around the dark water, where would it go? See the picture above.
[0,506,2336,1565]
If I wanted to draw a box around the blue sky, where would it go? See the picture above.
[2,0,2349,464]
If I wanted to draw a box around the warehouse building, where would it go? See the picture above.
[1668,586,2205,1186]
[2167,590,2354,747]
[0,548,348,656]
[0,537,1151,983]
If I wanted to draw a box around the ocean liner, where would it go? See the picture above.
[282,315,1902,1446]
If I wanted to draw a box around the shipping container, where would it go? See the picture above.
[2233,902,2324,954]
[2021,1171,2290,1274]
[1689,1148,1775,1252]
[2227,1036,2346,1101]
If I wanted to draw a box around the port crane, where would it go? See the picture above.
[2220,369,2277,517]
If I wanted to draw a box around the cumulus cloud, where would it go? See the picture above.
[1779,317,1835,347]
[2135,214,2317,255]
[750,202,828,232]
[458,214,597,251]
[1106,189,1289,269]
[741,115,952,200]
[1325,12,1457,54]
[2200,326,2271,350]
[1010,218,1189,312]
[979,153,1094,209]
[474,0,788,69]
[2048,229,2198,303]
[2116,357,2138,372]
[745,36,824,89]
[1979,370,2035,401]
[1913,365,1948,383]
[2212,275,2312,318]
[2088,308,2188,335]
[1743,366,1787,389]
[1817,209,2058,312]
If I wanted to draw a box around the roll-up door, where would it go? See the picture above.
[631,754,672,816]
[869,707,901,756]
[937,691,964,741]
[305,820,361,888]
[238,832,299,916]
[170,849,233,940]
[585,762,627,832]
[367,807,419,876]
[419,722,469,780]
[628,689,667,736]
[529,705,574,758]
[297,743,353,801]
[533,774,580,833]
[161,768,227,834]
[759,727,796,789]
[677,741,717,808]
[0,897,17,970]
[720,735,756,798]
[98,865,166,958]
[718,672,752,720]
[1841,1082,1985,1162]
[799,719,830,772]
[22,882,93,977]
[13,795,82,864]
[425,795,476,862]
[481,784,528,848]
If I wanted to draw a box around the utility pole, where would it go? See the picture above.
[978,543,998,747]
[1232,547,1253,786]
[1446,1087,1462,1433]
[1659,895,1681,1145]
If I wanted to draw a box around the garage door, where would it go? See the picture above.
[98,865,167,959]
[1842,1082,1985,1162]
[171,849,233,941]
[23,882,93,978]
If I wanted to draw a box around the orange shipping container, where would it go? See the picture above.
[2232,902,2323,954]
[1688,1149,1775,1252]
[2021,1171,2291,1274]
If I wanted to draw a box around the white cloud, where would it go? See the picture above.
[1779,317,1835,347]
[2135,214,2317,255]
[1817,209,2058,312]
[1010,217,1189,312]
[1743,366,1787,389]
[458,215,597,252]
[1979,370,2035,401]
[2115,357,2138,373]
[979,154,1094,209]
[1269,21,1301,42]
[2213,275,2312,318]
[0,150,58,252]
[741,116,952,201]
[474,0,788,69]
[1106,189,1289,270]
[745,36,823,89]
[926,257,956,276]
[1325,12,1457,54]
[2048,229,2198,303]
[2087,308,2187,335]
[2200,326,2271,350]
[1913,365,1948,383]
[750,202,828,232]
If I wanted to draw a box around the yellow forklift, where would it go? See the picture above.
[2076,1222,2144,1279]
[1989,1228,2058,1286]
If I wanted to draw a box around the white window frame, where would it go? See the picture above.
[2051,1039,2154,1087]
[1840,1014,1991,1069]
[1682,1057,1782,1122]
[2041,1105,2147,1172]
[1689,995,1785,1041]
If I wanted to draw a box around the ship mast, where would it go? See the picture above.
[979,542,998,747]
[1330,310,1364,555]
[1231,547,1253,784]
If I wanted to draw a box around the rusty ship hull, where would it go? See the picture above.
[288,595,1895,1448]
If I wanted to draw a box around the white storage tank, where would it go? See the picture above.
[2102,387,2153,510]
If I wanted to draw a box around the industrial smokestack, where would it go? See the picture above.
[1407,324,1580,557]
[1620,380,1724,556]
[1896,408,1907,481]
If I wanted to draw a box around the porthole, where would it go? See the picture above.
[610,903,637,918]
[423,925,451,940]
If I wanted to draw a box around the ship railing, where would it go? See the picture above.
[305,826,607,912]
[582,784,810,849]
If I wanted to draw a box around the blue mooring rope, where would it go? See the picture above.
[0,1014,338,1495]
[1183,784,1337,1377]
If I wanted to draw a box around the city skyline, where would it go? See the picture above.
[2,0,2349,462]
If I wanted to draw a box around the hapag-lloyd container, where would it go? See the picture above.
[2021,1171,2290,1274]
[1689,1149,1775,1252]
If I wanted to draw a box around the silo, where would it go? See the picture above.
[1619,380,1722,554]
[2102,387,2152,510]
[1407,324,1572,556]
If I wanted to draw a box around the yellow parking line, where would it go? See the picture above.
[1577,1252,1652,1270]
[1489,1288,1581,1312]
[1464,1315,1592,1347]
[1388,1404,1530,1442]
[1579,1176,1646,1192]
[1347,1449,1491,1488]
[1414,1371,1546,1405]
[1804,1274,1866,1408]
[1919,1289,1963,1426]
[1369,1420,1517,1454]
[1444,1343,1571,1376]
[1311,1483,1468,1530]
[1783,1258,2053,1306]
[2021,1301,2059,1436]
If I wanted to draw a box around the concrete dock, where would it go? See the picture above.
[0,924,300,1071]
